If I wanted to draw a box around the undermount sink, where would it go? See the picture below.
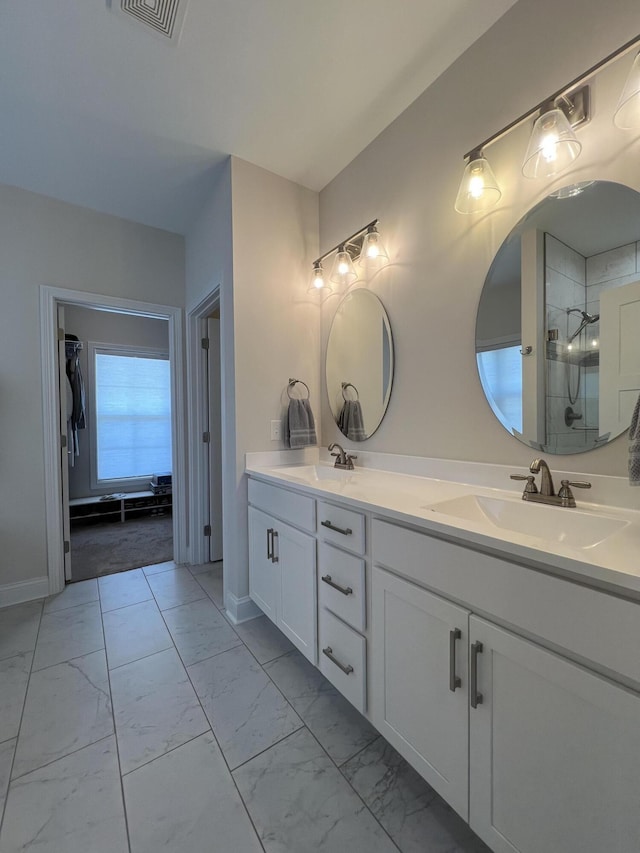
[425,494,630,549]
[274,464,354,485]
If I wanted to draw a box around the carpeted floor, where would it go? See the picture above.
[70,513,173,581]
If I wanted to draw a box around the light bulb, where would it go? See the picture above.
[338,259,349,275]
[567,343,573,351]
[591,338,598,348]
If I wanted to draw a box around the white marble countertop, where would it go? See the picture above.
[246,450,640,600]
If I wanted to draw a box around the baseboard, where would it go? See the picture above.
[224,591,261,624]
[0,576,49,609]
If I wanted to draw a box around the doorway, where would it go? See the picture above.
[186,290,224,600]
[40,286,186,597]
[60,303,173,581]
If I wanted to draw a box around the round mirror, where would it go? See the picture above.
[326,289,394,441]
[476,180,640,454]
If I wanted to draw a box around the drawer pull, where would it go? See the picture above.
[271,529,279,563]
[470,641,483,709]
[449,628,462,692]
[321,520,353,536]
[266,528,273,561]
[321,574,353,596]
[322,646,354,675]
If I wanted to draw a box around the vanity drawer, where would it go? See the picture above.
[248,478,315,533]
[318,543,366,632]
[317,500,365,555]
[318,608,366,713]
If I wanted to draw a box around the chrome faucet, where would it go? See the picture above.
[530,458,555,496]
[510,457,591,507]
[328,443,357,470]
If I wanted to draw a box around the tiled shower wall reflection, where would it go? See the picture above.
[545,234,640,451]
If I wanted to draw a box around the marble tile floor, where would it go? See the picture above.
[0,561,490,853]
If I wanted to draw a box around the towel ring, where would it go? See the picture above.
[287,378,310,400]
[341,382,360,402]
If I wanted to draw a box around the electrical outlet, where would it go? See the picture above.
[270,420,282,441]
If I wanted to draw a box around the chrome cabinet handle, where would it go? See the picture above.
[266,528,273,561]
[470,641,483,709]
[321,575,353,596]
[449,628,462,692]
[322,646,353,675]
[321,520,353,536]
[272,529,279,563]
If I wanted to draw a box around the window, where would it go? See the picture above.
[476,345,523,435]
[92,346,172,484]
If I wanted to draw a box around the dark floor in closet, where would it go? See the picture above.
[70,513,173,581]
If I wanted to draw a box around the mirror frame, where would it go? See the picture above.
[325,288,394,441]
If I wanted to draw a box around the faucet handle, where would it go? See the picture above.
[560,479,592,489]
[557,479,591,507]
[510,474,538,494]
[345,453,358,470]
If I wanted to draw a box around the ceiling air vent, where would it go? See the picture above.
[110,0,188,43]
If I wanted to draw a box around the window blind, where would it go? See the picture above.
[95,353,172,481]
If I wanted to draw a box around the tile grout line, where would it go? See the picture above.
[303,725,403,853]
[98,577,134,853]
[155,594,267,852]
[0,599,45,838]
[30,644,106,675]
[8,733,116,784]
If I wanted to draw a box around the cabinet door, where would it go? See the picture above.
[248,507,278,624]
[469,615,640,853]
[371,567,470,819]
[276,522,317,665]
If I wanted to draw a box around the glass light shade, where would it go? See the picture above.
[548,180,595,199]
[330,247,358,286]
[308,262,330,293]
[454,155,501,214]
[522,107,582,179]
[358,225,389,269]
[614,51,640,128]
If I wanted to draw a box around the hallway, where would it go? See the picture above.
[0,562,487,852]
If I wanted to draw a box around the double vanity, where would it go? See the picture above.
[246,449,640,853]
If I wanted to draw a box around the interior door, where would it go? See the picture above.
[206,316,223,562]
[57,304,72,581]
[599,278,640,438]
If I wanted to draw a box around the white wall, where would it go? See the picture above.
[0,184,184,587]
[224,157,319,615]
[63,305,169,499]
[319,0,640,479]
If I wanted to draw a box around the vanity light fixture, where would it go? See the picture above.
[308,261,330,293]
[454,149,502,214]
[522,98,584,179]
[331,245,358,286]
[358,223,389,269]
[310,219,389,292]
[455,33,640,212]
[614,50,640,128]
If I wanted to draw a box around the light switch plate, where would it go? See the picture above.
[270,420,282,441]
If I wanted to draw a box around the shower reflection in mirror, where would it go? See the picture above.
[476,181,640,455]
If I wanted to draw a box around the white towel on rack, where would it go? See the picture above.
[629,392,640,486]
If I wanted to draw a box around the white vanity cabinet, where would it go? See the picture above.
[371,518,640,853]
[247,480,317,664]
[469,615,640,853]
[316,501,368,713]
[371,567,470,818]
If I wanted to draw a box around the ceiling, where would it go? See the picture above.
[0,0,517,234]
